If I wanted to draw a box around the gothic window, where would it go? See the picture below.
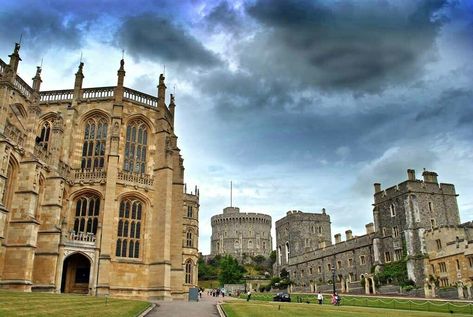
[384,251,391,263]
[248,240,253,249]
[81,118,108,170]
[390,204,396,217]
[278,245,282,265]
[186,230,193,247]
[187,205,193,218]
[37,121,51,150]
[116,199,142,258]
[392,226,399,238]
[185,259,193,284]
[73,195,100,235]
[124,120,148,174]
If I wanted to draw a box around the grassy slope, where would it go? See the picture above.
[0,290,150,317]
[223,301,473,317]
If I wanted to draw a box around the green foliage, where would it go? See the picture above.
[218,255,246,285]
[375,260,411,287]
[253,255,266,265]
[269,250,277,265]
[198,255,219,280]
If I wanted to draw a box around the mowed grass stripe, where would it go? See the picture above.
[0,290,150,317]
[223,301,473,317]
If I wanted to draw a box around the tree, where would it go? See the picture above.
[218,255,245,285]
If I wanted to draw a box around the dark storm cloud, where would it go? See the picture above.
[243,0,446,92]
[415,88,473,125]
[204,1,243,33]
[116,14,221,67]
[0,3,89,53]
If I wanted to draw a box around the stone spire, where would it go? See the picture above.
[157,74,166,104]
[8,42,21,73]
[73,62,84,100]
[32,66,42,92]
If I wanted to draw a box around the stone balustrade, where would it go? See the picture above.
[117,169,154,187]
[13,75,33,99]
[82,86,115,100]
[69,230,96,243]
[33,144,53,165]
[74,168,107,184]
[40,89,74,102]
[123,87,158,107]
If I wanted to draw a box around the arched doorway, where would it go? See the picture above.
[60,253,91,294]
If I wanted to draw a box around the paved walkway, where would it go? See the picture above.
[147,293,231,317]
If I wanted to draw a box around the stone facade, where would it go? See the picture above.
[211,206,272,261]
[274,169,468,296]
[424,222,473,299]
[0,43,199,300]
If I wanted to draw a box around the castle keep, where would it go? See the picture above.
[274,169,469,296]
[211,206,272,260]
[0,43,199,300]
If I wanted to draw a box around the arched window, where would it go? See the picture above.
[185,259,193,284]
[124,120,148,174]
[116,198,142,258]
[81,118,108,170]
[186,230,193,247]
[73,195,100,235]
[36,121,51,150]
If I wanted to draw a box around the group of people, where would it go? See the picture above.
[316,291,341,305]
[208,288,225,297]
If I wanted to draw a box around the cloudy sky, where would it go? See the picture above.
[1,0,472,254]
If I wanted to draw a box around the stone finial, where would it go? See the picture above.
[157,73,166,103]
[8,42,22,73]
[32,66,42,92]
[73,62,84,100]
[116,58,126,88]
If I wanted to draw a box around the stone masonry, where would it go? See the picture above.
[0,43,199,300]
[211,206,272,261]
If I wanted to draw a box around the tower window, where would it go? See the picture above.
[390,204,396,217]
[81,117,108,170]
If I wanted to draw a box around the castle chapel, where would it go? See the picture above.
[0,43,199,300]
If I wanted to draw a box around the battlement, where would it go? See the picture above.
[289,232,375,265]
[373,169,456,203]
[276,209,330,227]
[211,208,272,225]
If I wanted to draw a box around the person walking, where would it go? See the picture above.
[246,290,251,301]
[317,291,324,305]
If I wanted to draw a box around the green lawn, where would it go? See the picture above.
[223,301,473,317]
[239,293,473,315]
[0,290,150,317]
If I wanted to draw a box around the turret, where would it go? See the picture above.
[32,66,42,92]
[422,170,438,183]
[73,62,84,100]
[8,43,21,73]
